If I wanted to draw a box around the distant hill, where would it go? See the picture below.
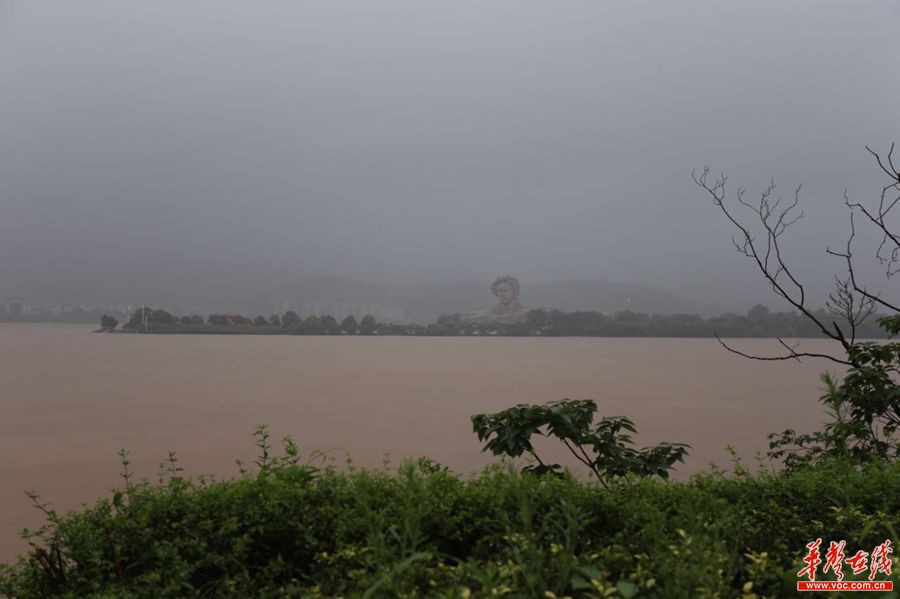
[244,277,723,323]
[525,279,722,316]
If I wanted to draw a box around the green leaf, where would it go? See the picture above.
[616,580,639,598]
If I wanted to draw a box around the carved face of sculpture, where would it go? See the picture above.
[494,282,516,305]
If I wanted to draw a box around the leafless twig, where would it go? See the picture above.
[713,333,852,366]
[848,144,900,279]
[826,145,900,314]
[826,208,900,314]
[693,167,851,361]
[826,276,876,345]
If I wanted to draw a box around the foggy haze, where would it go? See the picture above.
[1,1,898,312]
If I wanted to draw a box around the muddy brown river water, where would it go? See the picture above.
[0,323,844,562]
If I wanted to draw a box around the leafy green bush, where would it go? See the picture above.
[472,400,689,487]
[2,432,899,598]
[768,315,900,470]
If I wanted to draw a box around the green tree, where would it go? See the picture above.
[282,311,302,328]
[253,316,268,326]
[124,307,151,329]
[302,316,324,334]
[320,315,339,334]
[341,315,358,334]
[747,304,770,321]
[151,309,175,325]
[99,315,118,330]
[359,314,378,335]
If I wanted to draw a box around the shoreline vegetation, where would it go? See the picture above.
[96,305,889,338]
[2,427,898,597]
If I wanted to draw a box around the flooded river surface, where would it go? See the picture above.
[0,323,843,561]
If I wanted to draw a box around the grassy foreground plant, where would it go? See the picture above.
[3,428,900,597]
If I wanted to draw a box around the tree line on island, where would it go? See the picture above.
[101,303,888,338]
[109,308,379,335]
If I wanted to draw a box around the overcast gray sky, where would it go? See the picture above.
[1,1,898,309]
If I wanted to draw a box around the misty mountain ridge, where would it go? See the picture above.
[244,276,724,324]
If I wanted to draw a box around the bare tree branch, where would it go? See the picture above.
[843,146,900,279]
[827,144,900,312]
[867,143,900,182]
[714,333,852,366]
[696,144,900,366]
[826,208,900,314]
[826,276,876,344]
[693,167,851,351]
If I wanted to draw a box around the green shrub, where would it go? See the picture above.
[2,433,899,598]
[472,399,689,487]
